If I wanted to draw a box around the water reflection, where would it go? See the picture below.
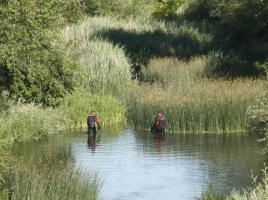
[87,133,100,153]
[9,126,267,200]
[155,133,166,154]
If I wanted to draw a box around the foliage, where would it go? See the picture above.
[210,0,268,42]
[152,0,181,20]
[0,148,9,200]
[62,19,135,96]
[83,0,158,19]
[0,93,66,145]
[228,165,268,200]
[66,17,214,65]
[247,88,268,158]
[184,0,212,21]
[0,0,79,106]
[184,0,268,43]
[58,91,127,128]
[5,160,102,200]
[198,182,226,200]
[127,58,263,132]
[202,51,263,79]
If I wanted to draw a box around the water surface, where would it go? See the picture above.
[11,126,266,200]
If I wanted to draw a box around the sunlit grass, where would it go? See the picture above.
[127,58,264,132]
[5,160,102,200]
[58,91,126,129]
[0,93,66,145]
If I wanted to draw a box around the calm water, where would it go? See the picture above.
[10,125,266,200]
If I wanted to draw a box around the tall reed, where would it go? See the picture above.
[62,16,215,66]
[58,91,126,129]
[0,95,66,145]
[5,161,102,200]
[127,58,264,132]
[62,20,135,97]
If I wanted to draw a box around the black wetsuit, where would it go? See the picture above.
[156,115,167,134]
[87,115,99,134]
[135,64,141,80]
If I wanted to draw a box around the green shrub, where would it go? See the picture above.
[83,0,158,19]
[0,99,66,145]
[152,0,181,20]
[228,165,268,200]
[202,51,263,79]
[0,0,82,106]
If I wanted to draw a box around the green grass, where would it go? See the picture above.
[61,16,265,133]
[62,20,135,97]
[58,91,127,129]
[62,16,215,66]
[0,93,66,145]
[4,160,102,200]
[127,58,264,132]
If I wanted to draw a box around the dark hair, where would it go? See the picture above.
[91,111,95,114]
[158,111,162,115]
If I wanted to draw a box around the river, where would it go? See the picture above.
[10,124,266,200]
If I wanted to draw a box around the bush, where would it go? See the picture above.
[0,95,66,145]
[0,0,80,106]
[152,0,181,20]
[202,51,263,79]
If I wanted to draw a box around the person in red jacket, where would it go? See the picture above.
[156,112,167,134]
[87,111,100,135]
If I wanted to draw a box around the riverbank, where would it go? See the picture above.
[1,0,268,199]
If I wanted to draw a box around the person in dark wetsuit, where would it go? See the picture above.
[156,112,167,134]
[87,111,100,135]
[135,62,142,81]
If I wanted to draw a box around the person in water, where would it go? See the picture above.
[87,111,100,135]
[156,112,167,134]
[135,62,142,81]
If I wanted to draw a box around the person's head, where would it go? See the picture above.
[135,62,139,66]
[91,111,95,115]
[158,112,162,116]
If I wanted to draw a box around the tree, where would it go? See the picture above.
[152,0,181,20]
[0,0,79,106]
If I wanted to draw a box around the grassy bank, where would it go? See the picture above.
[0,93,66,145]
[127,58,264,132]
[58,91,126,129]
[61,16,265,133]
[4,160,102,200]
[62,16,214,63]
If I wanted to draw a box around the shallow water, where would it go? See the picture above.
[10,125,266,200]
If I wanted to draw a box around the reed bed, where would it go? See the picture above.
[127,58,264,132]
[62,16,215,65]
[5,161,101,200]
[58,91,126,129]
[0,96,66,145]
[62,21,135,97]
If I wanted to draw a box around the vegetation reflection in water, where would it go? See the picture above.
[9,126,266,200]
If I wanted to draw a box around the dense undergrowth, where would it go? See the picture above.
[0,0,268,199]
[127,58,264,132]
[4,160,102,200]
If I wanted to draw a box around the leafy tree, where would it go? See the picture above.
[184,0,268,42]
[0,0,79,106]
[152,0,181,20]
